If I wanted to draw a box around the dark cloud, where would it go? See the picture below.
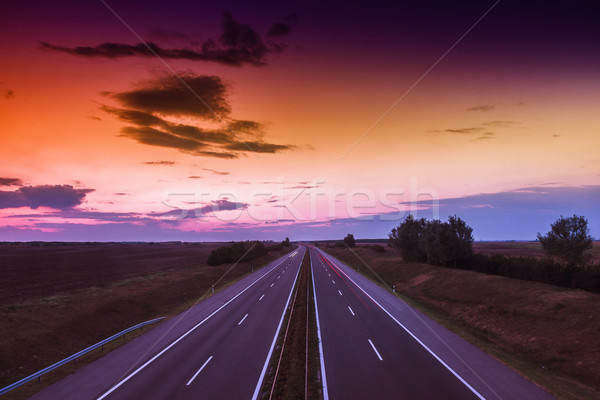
[158,199,249,219]
[444,127,485,134]
[225,141,294,153]
[203,168,229,175]
[188,175,203,179]
[108,74,230,120]
[103,72,294,158]
[41,12,291,67]
[267,23,292,37]
[0,185,93,210]
[143,160,175,165]
[121,126,206,151]
[227,119,265,135]
[4,90,15,100]
[465,105,494,112]
[440,120,515,139]
[0,177,23,186]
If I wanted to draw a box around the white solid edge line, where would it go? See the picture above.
[251,247,304,400]
[310,249,330,400]
[238,314,249,326]
[348,306,355,316]
[96,253,290,400]
[319,250,486,400]
[368,339,383,361]
[186,356,213,386]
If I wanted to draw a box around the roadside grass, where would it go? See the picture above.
[318,245,600,400]
[0,246,294,400]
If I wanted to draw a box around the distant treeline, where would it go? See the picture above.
[464,254,600,293]
[207,239,292,266]
[388,214,599,293]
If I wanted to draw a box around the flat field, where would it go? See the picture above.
[0,242,292,399]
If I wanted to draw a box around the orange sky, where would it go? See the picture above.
[1,1,599,240]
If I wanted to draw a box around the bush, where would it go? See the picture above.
[344,234,356,247]
[207,241,268,266]
[465,254,600,293]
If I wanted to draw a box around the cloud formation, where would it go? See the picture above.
[0,185,93,209]
[4,90,15,100]
[107,74,230,120]
[159,199,249,219]
[465,105,494,112]
[438,120,517,141]
[203,168,229,175]
[143,161,175,165]
[41,12,292,67]
[0,177,23,186]
[103,73,294,158]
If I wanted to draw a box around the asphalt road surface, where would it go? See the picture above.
[309,246,555,400]
[32,247,305,400]
[31,244,555,400]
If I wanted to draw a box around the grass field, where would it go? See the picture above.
[321,242,600,400]
[0,242,293,399]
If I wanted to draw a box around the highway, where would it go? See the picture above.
[309,246,555,400]
[32,247,305,400]
[31,244,555,400]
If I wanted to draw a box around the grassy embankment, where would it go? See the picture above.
[0,242,294,400]
[318,242,600,400]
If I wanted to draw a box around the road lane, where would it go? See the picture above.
[32,247,304,400]
[310,247,481,399]
[312,246,555,400]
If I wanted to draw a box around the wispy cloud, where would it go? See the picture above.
[202,168,229,175]
[465,105,494,112]
[143,160,175,166]
[41,12,292,67]
[4,90,15,100]
[437,119,517,141]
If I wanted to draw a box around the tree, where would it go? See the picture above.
[447,215,474,266]
[282,237,291,247]
[537,215,593,267]
[344,233,356,247]
[390,215,474,266]
[389,215,427,262]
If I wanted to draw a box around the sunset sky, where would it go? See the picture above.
[1,0,599,241]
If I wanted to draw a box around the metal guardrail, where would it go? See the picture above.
[0,316,165,396]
